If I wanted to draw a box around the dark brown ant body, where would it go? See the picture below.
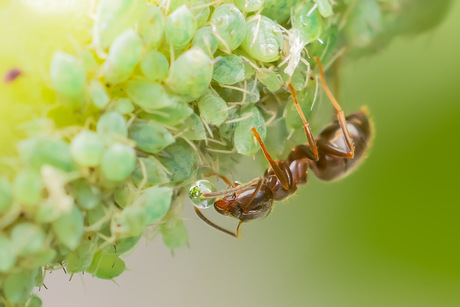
[191,57,373,238]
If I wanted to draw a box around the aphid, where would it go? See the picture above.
[165,5,197,50]
[140,50,169,81]
[128,121,175,154]
[52,206,84,250]
[189,57,373,237]
[210,4,246,53]
[101,143,136,182]
[212,54,245,85]
[70,130,105,167]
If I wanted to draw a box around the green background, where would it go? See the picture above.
[40,2,460,306]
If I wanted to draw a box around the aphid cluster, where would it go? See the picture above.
[0,0,398,305]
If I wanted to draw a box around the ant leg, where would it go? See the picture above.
[286,83,319,160]
[314,56,355,159]
[204,172,235,187]
[202,178,261,198]
[193,207,242,238]
[251,128,290,190]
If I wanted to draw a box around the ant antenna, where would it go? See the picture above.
[314,56,355,158]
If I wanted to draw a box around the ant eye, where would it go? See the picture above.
[189,180,216,209]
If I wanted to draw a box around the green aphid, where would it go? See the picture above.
[158,138,198,185]
[97,111,128,138]
[94,0,145,50]
[138,99,193,125]
[26,294,42,307]
[138,4,165,48]
[111,206,146,237]
[140,50,169,81]
[241,16,284,63]
[19,249,56,269]
[262,0,298,24]
[219,108,238,140]
[89,80,110,109]
[344,0,382,47]
[101,143,136,182]
[73,180,101,210]
[13,170,43,208]
[50,51,86,104]
[114,185,130,208]
[177,113,206,141]
[315,0,333,17]
[306,24,338,65]
[128,121,175,154]
[244,79,260,103]
[234,105,266,156]
[87,205,108,233]
[87,252,126,280]
[80,50,98,74]
[167,48,213,100]
[160,219,189,251]
[257,68,283,92]
[191,1,211,27]
[127,80,172,111]
[210,4,246,52]
[244,61,256,79]
[114,98,135,115]
[292,1,323,44]
[104,234,142,256]
[0,177,13,214]
[66,233,97,274]
[213,54,245,85]
[0,235,16,272]
[104,29,143,85]
[34,199,61,224]
[52,206,84,251]
[11,223,46,257]
[285,88,315,131]
[142,186,173,225]
[197,91,228,126]
[165,5,197,50]
[132,158,169,187]
[70,131,104,167]
[192,26,218,57]
[18,137,76,172]
[3,269,37,304]
[235,0,265,12]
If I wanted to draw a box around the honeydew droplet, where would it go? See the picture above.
[50,51,86,102]
[13,170,43,208]
[165,5,197,49]
[127,80,172,111]
[197,91,228,126]
[142,186,173,225]
[140,50,169,81]
[89,80,110,109]
[101,143,136,182]
[189,180,216,209]
[128,121,175,154]
[11,223,46,257]
[97,111,128,138]
[213,54,245,85]
[70,131,104,167]
[52,205,84,250]
[210,4,246,52]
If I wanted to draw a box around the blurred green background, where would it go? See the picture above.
[40,2,460,306]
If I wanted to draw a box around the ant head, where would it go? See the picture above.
[189,180,216,209]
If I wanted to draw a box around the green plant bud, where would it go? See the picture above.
[213,54,245,85]
[165,5,197,49]
[128,121,175,154]
[138,100,193,125]
[0,235,16,272]
[87,252,126,280]
[241,16,284,63]
[197,91,228,126]
[3,269,37,304]
[158,139,198,184]
[140,50,169,81]
[97,111,128,138]
[256,68,283,92]
[101,143,136,182]
[70,131,104,167]
[94,0,145,50]
[127,80,172,111]
[66,233,98,274]
[132,158,169,187]
[52,206,84,250]
[160,219,188,251]
[315,0,333,17]
[73,180,101,210]
[178,113,206,141]
[13,170,42,208]
[292,2,323,44]
[192,26,218,57]
[210,4,246,52]
[138,4,165,48]
[104,29,144,85]
[18,137,76,172]
[0,177,13,214]
[234,105,266,156]
[50,51,86,102]
[235,0,264,12]
[89,80,110,109]
[26,295,42,307]
[142,186,173,225]
[104,234,142,256]
[114,98,135,115]
[11,223,46,257]
[111,206,146,237]
[167,48,213,99]
[34,200,61,224]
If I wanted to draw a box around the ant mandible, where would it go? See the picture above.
[189,57,373,238]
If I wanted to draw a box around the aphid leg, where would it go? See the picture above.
[251,128,290,190]
[314,56,355,158]
[193,207,242,238]
[286,83,319,160]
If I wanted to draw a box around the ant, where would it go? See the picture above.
[189,57,373,238]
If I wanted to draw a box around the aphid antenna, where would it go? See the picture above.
[190,0,221,11]
[218,84,256,95]
[223,112,254,124]
[210,24,232,54]
[311,74,320,111]
[257,104,277,127]
[206,147,237,155]
[180,136,205,165]
[307,3,319,16]
[249,14,262,47]
[200,116,214,140]
[207,137,228,146]
[136,157,148,191]
[239,55,261,72]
